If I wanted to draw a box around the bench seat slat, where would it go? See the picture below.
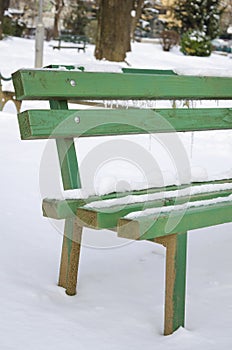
[76,188,232,230]
[42,179,232,220]
[18,108,232,139]
[118,200,232,240]
[12,69,232,100]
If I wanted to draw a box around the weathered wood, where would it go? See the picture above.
[156,233,187,335]
[12,69,232,100]
[58,221,71,288]
[13,67,232,335]
[42,178,232,219]
[50,99,82,294]
[0,89,21,112]
[17,108,232,139]
[58,218,83,295]
[118,200,232,240]
[65,220,83,296]
[76,188,232,230]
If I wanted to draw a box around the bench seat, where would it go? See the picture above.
[43,179,232,222]
[118,195,232,240]
[52,35,88,52]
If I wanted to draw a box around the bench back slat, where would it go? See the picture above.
[12,69,232,100]
[18,108,232,139]
[12,68,232,193]
[122,68,177,75]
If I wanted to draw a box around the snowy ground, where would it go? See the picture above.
[1,37,232,349]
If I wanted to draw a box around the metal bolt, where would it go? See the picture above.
[74,116,80,124]
[70,79,76,87]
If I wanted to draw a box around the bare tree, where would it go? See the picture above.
[94,0,134,62]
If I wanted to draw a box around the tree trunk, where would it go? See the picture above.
[94,0,134,62]
[53,0,65,39]
[131,0,144,41]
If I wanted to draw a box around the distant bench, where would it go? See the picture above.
[12,66,232,336]
[52,35,88,52]
[0,73,21,112]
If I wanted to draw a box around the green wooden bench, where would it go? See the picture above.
[0,72,21,112]
[52,35,88,52]
[12,67,232,335]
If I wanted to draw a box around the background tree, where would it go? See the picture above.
[173,0,223,56]
[220,0,232,36]
[52,0,65,38]
[63,0,89,35]
[0,0,10,39]
[131,0,144,40]
[174,0,222,39]
[94,0,134,62]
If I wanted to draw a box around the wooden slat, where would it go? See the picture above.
[76,189,232,230]
[117,200,232,240]
[18,108,232,139]
[42,179,232,219]
[12,69,232,100]
[122,68,177,75]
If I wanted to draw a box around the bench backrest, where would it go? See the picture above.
[12,68,232,193]
[58,34,88,43]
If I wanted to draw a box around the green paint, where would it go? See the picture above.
[84,188,232,229]
[42,179,232,219]
[118,200,232,240]
[12,69,232,100]
[122,68,177,75]
[172,232,187,333]
[49,100,81,190]
[13,67,232,335]
[65,218,75,260]
[17,108,232,139]
[55,138,81,190]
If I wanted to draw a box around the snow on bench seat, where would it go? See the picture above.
[118,196,232,240]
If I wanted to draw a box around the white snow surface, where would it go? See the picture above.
[83,182,232,209]
[125,195,232,219]
[1,37,232,349]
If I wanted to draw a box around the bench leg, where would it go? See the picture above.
[155,232,187,335]
[58,218,83,296]
[0,91,21,112]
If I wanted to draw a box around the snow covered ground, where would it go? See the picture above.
[1,37,232,349]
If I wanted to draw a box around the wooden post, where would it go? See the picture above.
[58,218,83,296]
[155,232,187,335]
[49,99,82,295]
